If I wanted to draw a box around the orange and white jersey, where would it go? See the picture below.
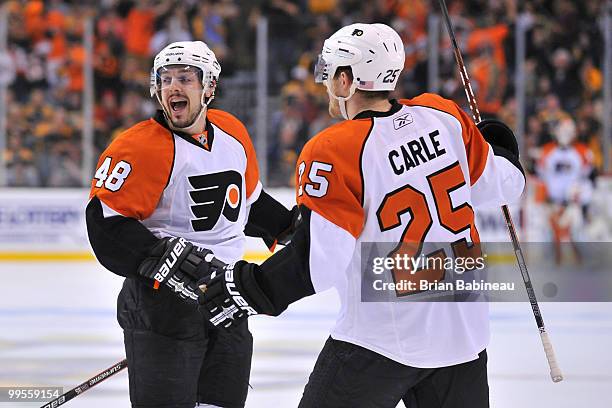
[295,95,524,367]
[538,142,593,204]
[89,110,262,263]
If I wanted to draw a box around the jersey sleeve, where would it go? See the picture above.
[574,143,594,170]
[86,196,159,279]
[89,120,174,220]
[245,189,294,251]
[469,144,525,208]
[306,208,355,293]
[87,120,173,279]
[242,123,372,310]
[295,122,370,238]
[402,94,525,209]
[449,101,525,208]
[248,201,358,316]
[294,121,371,291]
[208,109,262,204]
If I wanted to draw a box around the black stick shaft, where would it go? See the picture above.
[437,0,562,382]
[40,359,128,408]
[438,0,481,124]
[437,0,543,330]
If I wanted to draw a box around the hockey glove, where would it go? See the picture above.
[197,260,275,328]
[246,205,303,251]
[477,119,520,158]
[276,205,302,246]
[137,237,213,305]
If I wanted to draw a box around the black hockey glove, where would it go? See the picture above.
[276,205,302,245]
[246,205,303,250]
[137,237,213,305]
[477,119,519,158]
[197,259,275,328]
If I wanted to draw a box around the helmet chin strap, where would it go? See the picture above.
[326,79,357,120]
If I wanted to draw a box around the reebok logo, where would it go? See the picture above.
[393,113,414,130]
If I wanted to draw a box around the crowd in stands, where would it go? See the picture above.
[1,0,608,188]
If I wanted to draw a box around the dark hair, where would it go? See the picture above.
[333,66,390,100]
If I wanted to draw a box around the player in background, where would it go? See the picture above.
[197,23,525,407]
[537,117,595,264]
[86,41,298,408]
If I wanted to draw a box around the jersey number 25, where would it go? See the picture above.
[376,161,481,296]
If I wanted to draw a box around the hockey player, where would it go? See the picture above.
[86,41,297,408]
[197,24,525,407]
[538,117,594,263]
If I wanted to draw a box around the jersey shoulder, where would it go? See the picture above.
[572,142,594,165]
[208,109,251,147]
[106,118,172,157]
[90,118,174,220]
[402,94,491,186]
[541,141,557,152]
[300,118,373,167]
[399,93,463,121]
[297,120,372,238]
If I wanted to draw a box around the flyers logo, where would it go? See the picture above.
[188,170,242,231]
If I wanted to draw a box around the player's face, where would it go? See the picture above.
[159,66,204,128]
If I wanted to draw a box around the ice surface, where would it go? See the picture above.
[0,261,609,407]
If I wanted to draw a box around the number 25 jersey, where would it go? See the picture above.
[295,95,525,367]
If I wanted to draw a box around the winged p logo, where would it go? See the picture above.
[188,170,242,231]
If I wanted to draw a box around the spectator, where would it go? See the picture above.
[0,0,607,187]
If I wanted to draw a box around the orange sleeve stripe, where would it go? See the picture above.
[208,109,260,199]
[296,120,372,238]
[400,94,488,185]
[89,119,174,220]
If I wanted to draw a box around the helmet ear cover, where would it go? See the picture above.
[332,66,391,100]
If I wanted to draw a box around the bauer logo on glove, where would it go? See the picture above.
[137,236,216,305]
[153,237,188,283]
[197,259,275,328]
[224,263,259,316]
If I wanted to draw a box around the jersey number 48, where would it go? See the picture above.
[94,157,132,192]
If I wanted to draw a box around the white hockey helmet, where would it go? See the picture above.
[315,23,405,91]
[150,41,221,105]
[314,23,405,119]
[554,117,576,147]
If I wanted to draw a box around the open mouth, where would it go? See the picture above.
[169,98,188,113]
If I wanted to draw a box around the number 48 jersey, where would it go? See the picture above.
[89,109,262,265]
[295,95,525,368]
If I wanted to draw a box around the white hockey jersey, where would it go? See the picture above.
[537,142,593,205]
[90,110,262,264]
[295,95,525,367]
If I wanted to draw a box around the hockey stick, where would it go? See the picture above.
[437,0,563,383]
[40,359,127,407]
